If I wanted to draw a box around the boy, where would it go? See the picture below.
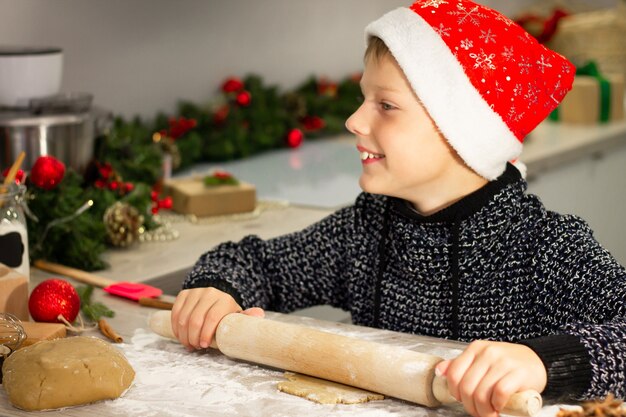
[172,1,626,416]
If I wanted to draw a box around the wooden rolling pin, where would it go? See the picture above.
[149,311,542,416]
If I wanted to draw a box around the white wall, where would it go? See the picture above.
[1,0,595,120]
[0,0,617,114]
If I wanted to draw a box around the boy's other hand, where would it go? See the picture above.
[171,287,265,350]
[435,340,547,417]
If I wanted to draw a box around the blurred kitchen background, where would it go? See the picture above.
[0,0,624,286]
[0,0,620,119]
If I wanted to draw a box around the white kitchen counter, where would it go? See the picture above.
[523,119,626,178]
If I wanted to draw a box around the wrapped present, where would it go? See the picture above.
[548,2,626,83]
[163,171,256,217]
[549,61,624,125]
[0,264,29,321]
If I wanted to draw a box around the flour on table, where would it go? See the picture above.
[99,328,468,417]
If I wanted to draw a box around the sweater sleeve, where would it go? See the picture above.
[182,193,376,313]
[521,214,626,401]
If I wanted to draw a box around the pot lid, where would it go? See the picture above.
[0,47,62,56]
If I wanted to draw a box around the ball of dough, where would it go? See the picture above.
[2,336,135,411]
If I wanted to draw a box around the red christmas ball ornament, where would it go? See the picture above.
[221,77,244,93]
[108,181,120,191]
[301,115,326,132]
[167,117,197,140]
[30,156,66,190]
[29,279,81,323]
[214,170,233,180]
[236,91,252,107]
[2,168,25,184]
[97,162,113,180]
[286,128,304,149]
[158,196,173,210]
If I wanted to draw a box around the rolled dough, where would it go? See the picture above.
[1,336,135,411]
[277,372,385,405]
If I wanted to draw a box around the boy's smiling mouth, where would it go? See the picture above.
[357,145,385,164]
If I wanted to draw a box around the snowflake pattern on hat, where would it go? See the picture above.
[365,0,575,179]
[410,0,573,139]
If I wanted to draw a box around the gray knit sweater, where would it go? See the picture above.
[184,164,626,400]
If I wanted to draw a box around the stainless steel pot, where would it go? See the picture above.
[0,109,111,173]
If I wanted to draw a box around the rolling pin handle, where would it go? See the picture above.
[432,375,542,417]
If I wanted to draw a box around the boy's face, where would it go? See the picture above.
[346,53,463,204]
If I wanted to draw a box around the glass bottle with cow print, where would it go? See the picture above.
[0,184,29,279]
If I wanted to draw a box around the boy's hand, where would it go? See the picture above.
[435,340,547,417]
[171,287,265,350]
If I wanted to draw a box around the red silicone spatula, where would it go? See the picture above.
[34,260,163,301]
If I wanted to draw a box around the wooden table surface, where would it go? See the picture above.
[0,279,474,417]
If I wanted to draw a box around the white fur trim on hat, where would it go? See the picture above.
[365,7,522,180]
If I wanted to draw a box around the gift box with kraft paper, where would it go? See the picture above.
[163,177,256,217]
[0,263,29,321]
[551,73,624,125]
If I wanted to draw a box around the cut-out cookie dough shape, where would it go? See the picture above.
[277,372,385,404]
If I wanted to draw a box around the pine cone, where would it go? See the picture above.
[103,202,144,247]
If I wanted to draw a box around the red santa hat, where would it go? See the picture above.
[365,0,575,180]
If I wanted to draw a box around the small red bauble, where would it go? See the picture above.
[108,181,120,191]
[213,170,232,180]
[1,168,25,184]
[168,117,197,139]
[221,77,244,93]
[97,162,113,180]
[236,91,252,107]
[301,115,326,132]
[158,196,173,210]
[286,129,304,148]
[29,279,81,323]
[30,156,66,190]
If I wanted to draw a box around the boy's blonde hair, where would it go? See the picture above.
[364,36,390,62]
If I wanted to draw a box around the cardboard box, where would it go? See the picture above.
[164,177,256,217]
[555,74,624,125]
[0,263,29,321]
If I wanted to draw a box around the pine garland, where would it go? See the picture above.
[15,72,362,271]
[100,73,362,173]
